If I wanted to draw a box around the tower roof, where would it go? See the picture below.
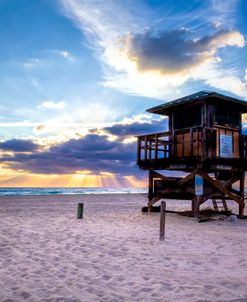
[147,91,247,115]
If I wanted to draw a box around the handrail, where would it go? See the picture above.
[137,127,208,162]
[137,126,245,166]
[136,131,171,139]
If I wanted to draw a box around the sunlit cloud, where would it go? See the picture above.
[104,29,246,98]
[38,101,67,109]
[0,113,164,187]
[0,111,167,187]
[60,0,247,99]
[34,102,122,137]
[110,30,244,75]
[0,122,39,127]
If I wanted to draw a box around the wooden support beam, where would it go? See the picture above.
[148,140,152,160]
[239,171,245,216]
[190,128,193,157]
[137,137,141,162]
[200,176,240,203]
[191,199,195,213]
[197,170,243,206]
[155,134,158,160]
[148,192,164,207]
[148,170,154,203]
[152,171,169,181]
[148,169,197,207]
[202,127,207,161]
[144,136,147,160]
[172,169,197,187]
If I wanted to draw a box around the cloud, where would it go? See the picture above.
[60,0,247,99]
[38,101,67,109]
[193,63,247,98]
[0,116,165,175]
[0,122,39,127]
[104,29,246,98]
[123,29,244,75]
[0,139,38,152]
[103,116,166,137]
[23,58,41,69]
[58,50,70,58]
[52,49,74,60]
[1,135,136,174]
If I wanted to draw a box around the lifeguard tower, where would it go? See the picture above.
[137,91,247,217]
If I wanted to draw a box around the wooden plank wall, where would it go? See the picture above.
[175,130,202,158]
[175,127,240,159]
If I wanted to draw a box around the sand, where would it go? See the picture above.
[0,193,247,302]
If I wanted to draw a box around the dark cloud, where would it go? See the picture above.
[0,139,38,152]
[0,119,166,176]
[126,29,241,74]
[0,135,136,175]
[104,118,167,136]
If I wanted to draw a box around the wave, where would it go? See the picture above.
[0,187,147,196]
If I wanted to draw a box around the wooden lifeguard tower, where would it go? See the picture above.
[137,91,247,217]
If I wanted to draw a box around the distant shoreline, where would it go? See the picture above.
[0,187,147,196]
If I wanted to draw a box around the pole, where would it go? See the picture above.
[194,196,200,218]
[77,203,84,219]
[160,201,166,241]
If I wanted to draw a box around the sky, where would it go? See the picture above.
[0,0,247,188]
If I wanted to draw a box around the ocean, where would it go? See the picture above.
[0,187,147,196]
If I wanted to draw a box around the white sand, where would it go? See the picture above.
[0,194,247,302]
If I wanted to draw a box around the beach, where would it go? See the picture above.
[0,193,247,302]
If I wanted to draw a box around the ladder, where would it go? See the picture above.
[212,199,228,212]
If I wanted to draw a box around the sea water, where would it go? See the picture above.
[0,187,147,196]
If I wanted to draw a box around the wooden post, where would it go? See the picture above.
[191,199,195,213]
[137,137,141,162]
[190,128,193,157]
[202,127,207,160]
[148,170,154,202]
[77,203,84,219]
[194,196,200,218]
[148,170,154,212]
[155,134,158,160]
[144,136,147,160]
[239,171,245,217]
[160,201,166,241]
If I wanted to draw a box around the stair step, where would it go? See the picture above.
[212,199,228,212]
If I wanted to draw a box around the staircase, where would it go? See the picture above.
[212,199,228,212]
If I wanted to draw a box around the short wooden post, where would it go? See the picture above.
[191,199,195,213]
[160,201,166,241]
[194,196,200,218]
[77,203,84,219]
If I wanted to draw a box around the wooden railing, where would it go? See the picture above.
[137,131,172,162]
[137,127,211,163]
[137,127,247,165]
